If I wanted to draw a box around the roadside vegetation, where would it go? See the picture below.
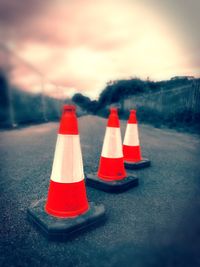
[72,77,200,133]
[0,70,60,128]
[1,69,199,133]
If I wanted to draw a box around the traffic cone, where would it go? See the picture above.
[123,110,150,169]
[86,108,138,193]
[28,105,105,239]
[98,107,126,181]
[45,105,88,217]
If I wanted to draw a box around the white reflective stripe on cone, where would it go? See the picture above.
[101,127,123,158]
[50,134,84,183]
[123,123,140,146]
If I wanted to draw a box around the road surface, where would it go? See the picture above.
[0,115,200,267]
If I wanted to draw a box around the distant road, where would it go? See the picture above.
[0,116,200,267]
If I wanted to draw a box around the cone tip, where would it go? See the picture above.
[59,105,78,134]
[130,109,136,114]
[128,109,137,124]
[110,107,118,114]
[63,105,76,112]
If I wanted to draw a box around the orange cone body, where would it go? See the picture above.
[98,108,126,181]
[45,105,89,218]
[123,110,142,162]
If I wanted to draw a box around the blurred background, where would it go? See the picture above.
[0,0,199,131]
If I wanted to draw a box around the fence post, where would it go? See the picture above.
[41,78,48,122]
[160,87,164,113]
[7,81,17,128]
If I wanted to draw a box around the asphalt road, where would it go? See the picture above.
[0,115,200,267]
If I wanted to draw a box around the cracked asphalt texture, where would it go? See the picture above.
[0,115,200,267]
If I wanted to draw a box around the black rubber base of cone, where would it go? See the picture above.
[124,158,151,170]
[86,173,139,193]
[27,199,106,240]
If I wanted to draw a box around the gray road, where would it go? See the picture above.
[0,115,200,267]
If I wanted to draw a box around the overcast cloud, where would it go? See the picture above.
[0,0,199,98]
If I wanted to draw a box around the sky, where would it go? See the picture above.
[0,0,199,99]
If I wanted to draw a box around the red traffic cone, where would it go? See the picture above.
[45,105,89,217]
[86,108,138,192]
[28,105,105,239]
[123,110,150,169]
[98,108,126,181]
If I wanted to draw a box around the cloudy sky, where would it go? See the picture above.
[0,0,199,98]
